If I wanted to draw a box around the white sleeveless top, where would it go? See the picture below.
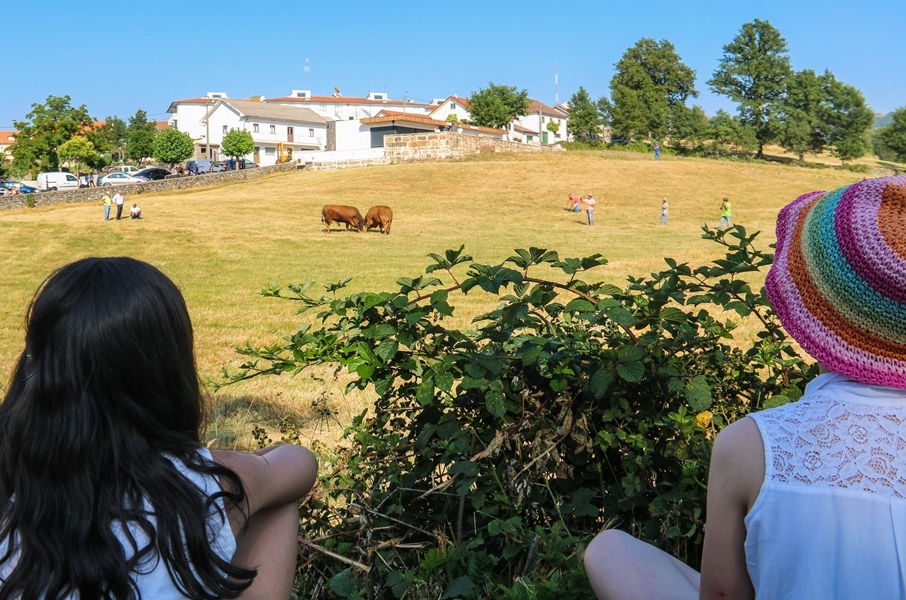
[746,372,906,598]
[0,448,236,598]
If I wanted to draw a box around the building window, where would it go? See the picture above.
[172,120,178,130]
[269,125,276,134]
[222,125,228,134]
[254,146,260,154]
[253,123,259,133]
[450,102,455,110]
[309,128,314,137]
[200,146,207,154]
[265,147,276,155]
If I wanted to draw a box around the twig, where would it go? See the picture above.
[298,538,370,572]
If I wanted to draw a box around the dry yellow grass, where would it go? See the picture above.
[0,151,868,448]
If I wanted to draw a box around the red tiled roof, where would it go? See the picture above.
[361,113,506,136]
[0,131,16,145]
[528,99,567,117]
[155,121,171,131]
[513,124,538,134]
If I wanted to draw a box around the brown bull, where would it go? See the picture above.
[364,205,393,235]
[322,205,364,232]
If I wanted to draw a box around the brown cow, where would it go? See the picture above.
[322,205,364,232]
[364,205,393,235]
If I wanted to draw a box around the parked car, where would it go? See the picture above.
[37,172,80,191]
[185,159,223,174]
[98,172,144,186]
[133,167,171,181]
[0,180,39,194]
[110,165,141,175]
[218,158,259,170]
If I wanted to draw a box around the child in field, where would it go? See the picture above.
[585,176,906,598]
[0,257,318,598]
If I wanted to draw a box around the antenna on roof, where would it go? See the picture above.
[334,86,341,97]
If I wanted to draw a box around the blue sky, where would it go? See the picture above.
[2,0,903,128]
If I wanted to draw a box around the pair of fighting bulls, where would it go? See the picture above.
[321,205,393,235]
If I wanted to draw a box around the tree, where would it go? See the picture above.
[708,19,792,159]
[152,129,195,166]
[221,129,254,161]
[821,76,874,164]
[566,87,602,143]
[708,109,757,153]
[96,116,129,162]
[779,70,827,161]
[669,105,710,152]
[609,38,697,142]
[57,136,98,173]
[878,107,906,161]
[468,83,530,129]
[11,95,94,173]
[125,110,157,163]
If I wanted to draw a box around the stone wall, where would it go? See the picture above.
[0,162,297,210]
[383,132,544,161]
[301,157,391,171]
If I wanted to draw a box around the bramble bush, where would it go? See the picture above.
[223,226,814,599]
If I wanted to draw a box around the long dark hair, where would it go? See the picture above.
[0,257,255,598]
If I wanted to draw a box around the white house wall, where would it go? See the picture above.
[168,104,211,141]
[332,120,373,151]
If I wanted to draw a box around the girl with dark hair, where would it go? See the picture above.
[0,257,318,599]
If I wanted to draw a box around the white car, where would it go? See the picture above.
[98,172,144,186]
[110,165,141,175]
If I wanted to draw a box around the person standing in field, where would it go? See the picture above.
[102,193,113,221]
[585,194,597,226]
[718,197,732,230]
[660,198,669,226]
[653,142,661,161]
[113,191,125,220]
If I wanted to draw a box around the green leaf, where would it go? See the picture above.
[763,394,792,409]
[486,391,506,418]
[616,344,644,362]
[616,361,644,382]
[564,298,596,313]
[417,379,435,406]
[375,339,399,362]
[606,306,635,327]
[329,568,357,598]
[590,368,614,398]
[436,371,455,392]
[572,487,598,517]
[685,376,713,411]
[442,575,477,599]
[449,461,480,476]
[659,306,688,323]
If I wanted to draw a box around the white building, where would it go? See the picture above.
[202,99,329,165]
[166,92,226,159]
[267,90,429,122]
[513,100,569,145]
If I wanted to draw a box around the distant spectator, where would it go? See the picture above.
[660,198,668,225]
[102,193,113,221]
[113,192,125,220]
[569,194,582,213]
[130,204,142,219]
[585,194,597,226]
[653,142,661,161]
[718,197,733,230]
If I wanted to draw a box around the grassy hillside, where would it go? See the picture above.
[0,151,864,446]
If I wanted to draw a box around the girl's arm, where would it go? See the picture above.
[211,444,318,516]
[698,417,764,600]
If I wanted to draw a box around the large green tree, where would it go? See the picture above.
[468,83,530,129]
[877,107,906,161]
[566,87,602,143]
[609,38,697,142]
[11,95,94,173]
[96,116,129,162]
[669,105,710,152]
[221,129,254,161]
[152,128,195,166]
[779,70,827,161]
[125,110,157,163]
[708,109,758,153]
[708,19,792,159]
[821,76,874,164]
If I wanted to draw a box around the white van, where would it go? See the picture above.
[37,172,80,192]
[111,165,140,175]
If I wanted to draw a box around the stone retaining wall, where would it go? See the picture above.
[0,162,297,210]
[383,132,544,161]
[301,157,391,171]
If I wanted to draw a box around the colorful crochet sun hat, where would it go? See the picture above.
[765,175,906,389]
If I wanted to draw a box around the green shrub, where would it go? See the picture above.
[225,227,813,598]
[24,194,35,208]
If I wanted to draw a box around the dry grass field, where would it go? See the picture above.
[0,150,871,448]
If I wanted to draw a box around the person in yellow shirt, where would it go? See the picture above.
[102,193,113,221]
[718,198,733,230]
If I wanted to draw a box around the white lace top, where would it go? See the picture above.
[745,372,906,598]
